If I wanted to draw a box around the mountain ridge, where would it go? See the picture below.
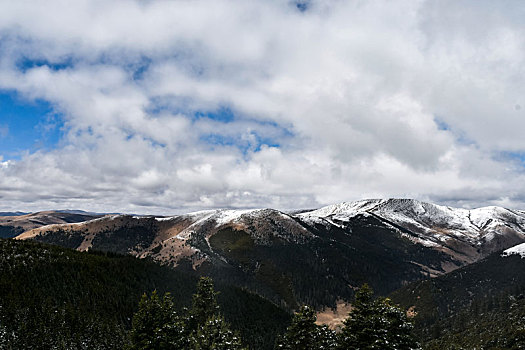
[16,198,525,273]
[13,198,525,310]
[0,210,102,239]
[299,198,525,262]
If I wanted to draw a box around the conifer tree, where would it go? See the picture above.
[129,277,245,350]
[188,277,219,330]
[317,324,338,350]
[188,277,245,350]
[129,291,188,349]
[338,284,420,350]
[277,305,337,350]
[191,316,245,350]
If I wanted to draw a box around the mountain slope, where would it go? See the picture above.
[15,199,525,310]
[390,243,525,349]
[0,238,289,350]
[298,198,525,264]
[21,199,525,267]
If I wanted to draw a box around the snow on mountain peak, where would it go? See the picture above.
[296,199,381,221]
[297,198,525,249]
[214,209,265,226]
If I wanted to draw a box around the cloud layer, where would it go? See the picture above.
[1,0,525,214]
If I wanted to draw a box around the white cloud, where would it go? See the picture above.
[0,0,525,214]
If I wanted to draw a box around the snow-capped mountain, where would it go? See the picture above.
[17,207,310,265]
[14,199,525,309]
[18,199,525,266]
[17,199,525,268]
[298,199,525,263]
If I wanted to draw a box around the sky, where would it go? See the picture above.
[1,0,525,214]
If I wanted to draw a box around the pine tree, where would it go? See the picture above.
[129,277,246,350]
[188,277,219,330]
[188,277,245,350]
[128,291,188,350]
[338,284,420,350]
[277,305,337,350]
[190,316,245,350]
[317,325,338,350]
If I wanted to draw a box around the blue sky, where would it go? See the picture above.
[0,91,63,159]
[0,0,525,214]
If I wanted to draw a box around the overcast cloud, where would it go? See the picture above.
[1,0,525,214]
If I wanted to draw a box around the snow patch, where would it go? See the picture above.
[214,209,263,226]
[173,210,219,240]
[502,243,525,258]
[155,216,175,222]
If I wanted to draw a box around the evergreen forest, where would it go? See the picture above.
[2,237,525,349]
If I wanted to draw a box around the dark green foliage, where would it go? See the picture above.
[129,278,245,350]
[191,316,245,350]
[276,306,337,350]
[0,238,289,350]
[29,212,456,317]
[0,238,193,349]
[276,285,418,350]
[217,286,291,349]
[32,216,160,255]
[129,291,188,350]
[91,220,158,254]
[391,252,525,349]
[189,277,220,327]
[188,277,245,350]
[34,228,86,249]
[338,284,419,350]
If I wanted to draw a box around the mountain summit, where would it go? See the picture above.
[15,199,525,308]
[299,198,525,263]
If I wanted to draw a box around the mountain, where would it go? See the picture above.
[0,210,102,238]
[298,198,525,264]
[391,242,525,349]
[0,211,28,216]
[15,199,525,310]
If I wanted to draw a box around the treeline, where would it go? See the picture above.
[128,280,420,350]
[129,278,245,349]
[13,235,524,349]
[275,284,419,350]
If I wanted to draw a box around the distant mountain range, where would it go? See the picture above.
[0,211,29,216]
[13,198,525,310]
[0,210,102,238]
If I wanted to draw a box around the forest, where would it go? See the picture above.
[2,237,525,349]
